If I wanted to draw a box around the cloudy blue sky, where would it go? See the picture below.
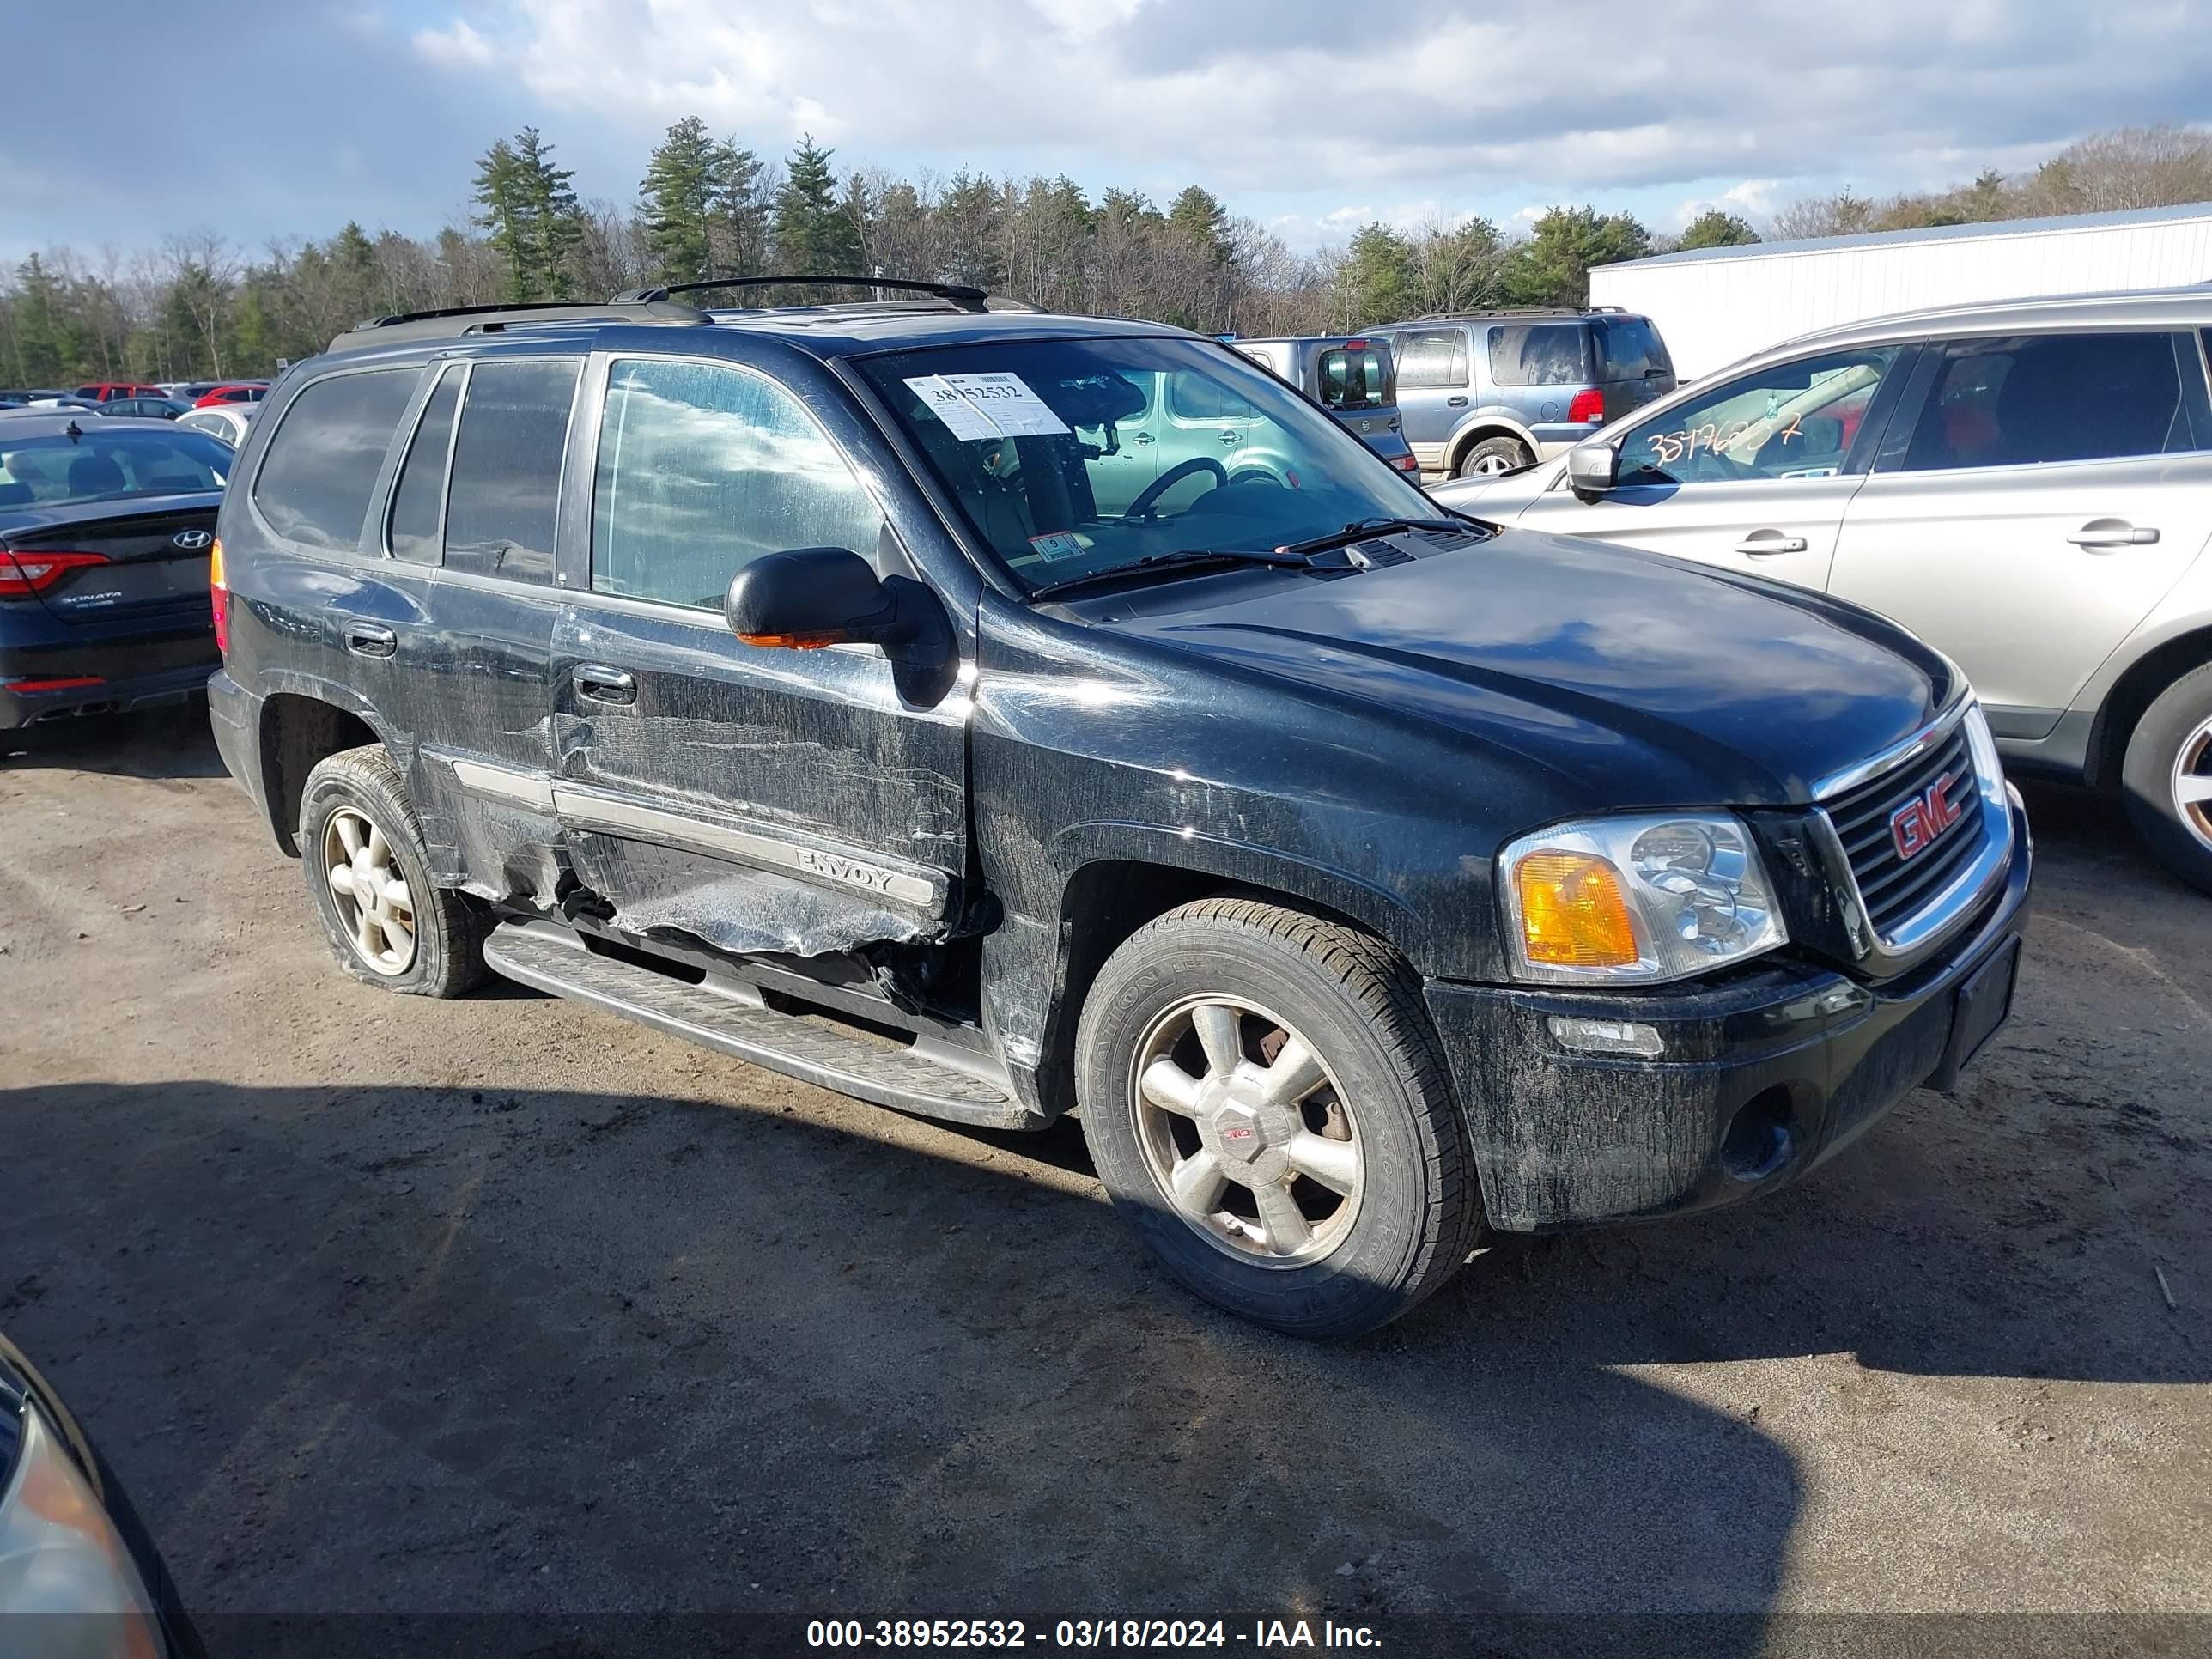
[9,1,2211,266]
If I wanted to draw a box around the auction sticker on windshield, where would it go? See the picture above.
[904,373,1071,440]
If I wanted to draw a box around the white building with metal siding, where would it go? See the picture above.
[1591,202,2212,380]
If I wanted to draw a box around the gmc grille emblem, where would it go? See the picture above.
[172,529,214,550]
[1890,774,1966,861]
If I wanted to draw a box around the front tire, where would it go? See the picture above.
[1076,898,1483,1337]
[2121,663,2212,896]
[300,743,488,996]
[1455,435,1533,478]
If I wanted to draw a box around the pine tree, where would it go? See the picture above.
[1167,186,1232,267]
[513,127,583,300]
[12,256,65,384]
[640,116,726,285]
[472,138,531,303]
[775,134,861,277]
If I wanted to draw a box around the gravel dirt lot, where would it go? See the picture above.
[1,706,2207,1656]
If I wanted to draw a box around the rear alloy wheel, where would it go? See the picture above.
[1078,898,1483,1337]
[2121,663,2212,896]
[322,807,416,975]
[1455,435,1533,478]
[299,743,488,996]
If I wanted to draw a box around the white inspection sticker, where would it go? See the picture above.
[1026,531,1086,562]
[903,372,1071,440]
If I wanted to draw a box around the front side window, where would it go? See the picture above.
[1899,331,2203,471]
[441,358,579,584]
[1393,329,1467,389]
[855,336,1438,594]
[252,368,418,550]
[1486,325,1590,388]
[1613,347,1901,486]
[1316,345,1391,411]
[591,358,884,611]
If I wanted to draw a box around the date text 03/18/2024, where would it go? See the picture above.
[804,1618,1384,1648]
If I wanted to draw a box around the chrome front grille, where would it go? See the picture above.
[1822,721,1985,938]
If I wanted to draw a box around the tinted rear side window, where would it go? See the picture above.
[1486,325,1589,387]
[1394,329,1467,389]
[1316,346,1392,411]
[1594,316,1669,381]
[252,368,418,550]
[1901,331,2205,471]
[386,364,463,564]
[442,358,580,584]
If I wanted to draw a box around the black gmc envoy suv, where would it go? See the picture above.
[207,278,2031,1336]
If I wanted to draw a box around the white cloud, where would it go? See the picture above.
[1666,179,1783,233]
[399,0,2212,204]
[411,16,495,68]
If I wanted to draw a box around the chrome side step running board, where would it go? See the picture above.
[483,921,1036,1131]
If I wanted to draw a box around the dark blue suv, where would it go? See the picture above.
[207,278,2028,1336]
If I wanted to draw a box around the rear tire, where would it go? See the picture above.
[299,743,488,996]
[2120,663,2212,896]
[1076,898,1483,1338]
[1455,435,1533,478]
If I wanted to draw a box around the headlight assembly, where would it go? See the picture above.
[1500,811,1788,985]
[0,1399,162,1653]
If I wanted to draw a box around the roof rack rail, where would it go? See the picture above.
[1396,306,1625,324]
[612,275,998,313]
[335,299,713,350]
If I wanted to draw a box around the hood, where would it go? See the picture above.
[1426,465,1555,517]
[1103,528,1954,808]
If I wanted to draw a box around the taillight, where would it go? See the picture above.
[1390,453,1421,471]
[1569,387,1606,424]
[209,536,229,653]
[0,549,109,599]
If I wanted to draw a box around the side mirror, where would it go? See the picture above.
[726,547,891,649]
[726,546,959,703]
[1565,443,1619,501]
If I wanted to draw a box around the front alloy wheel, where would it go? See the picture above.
[1132,995,1363,1264]
[322,806,416,975]
[1077,898,1484,1338]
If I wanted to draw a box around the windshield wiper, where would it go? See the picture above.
[1273,515,1475,559]
[1025,546,1313,602]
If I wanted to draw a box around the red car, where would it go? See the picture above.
[193,382,268,408]
[76,381,166,402]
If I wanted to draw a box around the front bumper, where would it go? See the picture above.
[1425,797,2033,1232]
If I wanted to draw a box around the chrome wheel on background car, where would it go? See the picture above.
[2173,713,2212,851]
[1130,994,1363,1264]
[322,806,416,975]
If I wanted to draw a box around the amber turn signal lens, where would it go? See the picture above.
[1515,851,1641,969]
[737,631,838,649]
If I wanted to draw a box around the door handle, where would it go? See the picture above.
[1133,432,1153,445]
[1734,532,1808,556]
[343,621,396,658]
[1218,431,1242,445]
[573,665,636,706]
[2067,518,2159,548]
[1446,395,1468,408]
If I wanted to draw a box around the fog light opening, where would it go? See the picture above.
[1720,1086,1798,1182]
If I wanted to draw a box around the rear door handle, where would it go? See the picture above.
[573,665,636,706]
[2068,518,2159,548]
[1446,395,1468,408]
[1734,532,1808,556]
[343,621,396,658]
[1132,432,1153,445]
[1219,431,1242,445]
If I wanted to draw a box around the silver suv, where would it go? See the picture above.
[1431,287,2212,893]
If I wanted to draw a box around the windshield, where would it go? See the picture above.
[855,337,1437,593]
[0,427,232,509]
